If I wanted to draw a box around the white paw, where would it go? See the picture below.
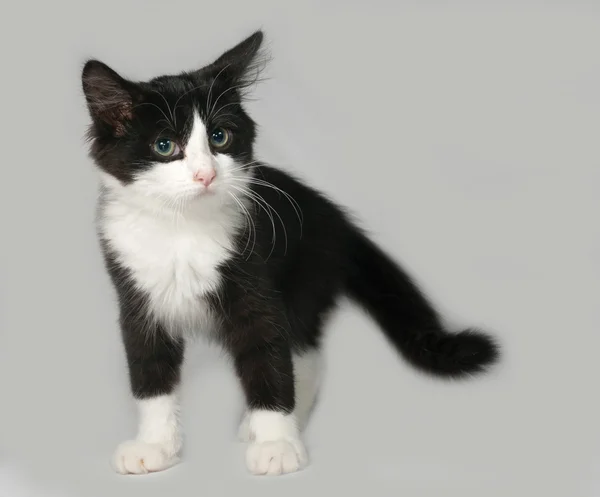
[113,440,179,475]
[246,439,308,475]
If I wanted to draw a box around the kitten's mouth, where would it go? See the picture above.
[190,183,217,197]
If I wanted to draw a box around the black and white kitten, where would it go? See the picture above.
[82,30,499,476]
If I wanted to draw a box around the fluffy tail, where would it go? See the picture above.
[345,233,499,377]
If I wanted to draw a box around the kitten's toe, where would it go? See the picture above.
[246,439,308,476]
[113,440,179,475]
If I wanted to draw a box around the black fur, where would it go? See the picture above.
[83,30,499,416]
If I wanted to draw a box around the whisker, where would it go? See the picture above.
[150,89,176,128]
[173,81,211,118]
[211,101,242,122]
[231,185,276,260]
[245,178,304,226]
[231,184,277,249]
[210,112,239,123]
[227,191,256,259]
[206,64,231,118]
[227,160,261,174]
[133,102,175,132]
[230,177,303,238]
[230,183,288,259]
[208,82,253,121]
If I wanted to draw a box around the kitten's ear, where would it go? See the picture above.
[205,30,267,87]
[82,60,139,136]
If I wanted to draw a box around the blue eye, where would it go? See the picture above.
[209,128,231,148]
[152,138,179,157]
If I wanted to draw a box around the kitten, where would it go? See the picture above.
[82,30,499,476]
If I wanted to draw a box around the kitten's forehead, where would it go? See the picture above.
[149,74,208,96]
[141,72,237,128]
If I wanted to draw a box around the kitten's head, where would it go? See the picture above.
[82,31,266,207]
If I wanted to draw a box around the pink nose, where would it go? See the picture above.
[194,169,216,186]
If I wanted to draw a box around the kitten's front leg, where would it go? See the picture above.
[113,312,185,475]
[228,320,307,475]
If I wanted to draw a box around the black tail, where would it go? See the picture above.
[345,233,499,377]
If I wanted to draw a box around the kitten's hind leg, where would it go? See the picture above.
[292,348,323,430]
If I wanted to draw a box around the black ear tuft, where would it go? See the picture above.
[212,30,264,71]
[204,30,269,93]
[82,60,138,136]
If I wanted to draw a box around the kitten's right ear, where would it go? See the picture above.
[82,60,138,136]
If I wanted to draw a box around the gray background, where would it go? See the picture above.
[1,1,599,496]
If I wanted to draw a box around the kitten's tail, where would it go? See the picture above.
[345,232,499,378]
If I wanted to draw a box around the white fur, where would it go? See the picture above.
[99,113,250,337]
[113,394,181,474]
[244,410,308,475]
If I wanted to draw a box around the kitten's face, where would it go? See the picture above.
[82,31,265,208]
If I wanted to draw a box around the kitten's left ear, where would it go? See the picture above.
[204,30,268,86]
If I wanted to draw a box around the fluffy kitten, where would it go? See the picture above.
[82,30,499,476]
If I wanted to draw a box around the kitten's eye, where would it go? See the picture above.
[209,128,231,148]
[152,138,180,157]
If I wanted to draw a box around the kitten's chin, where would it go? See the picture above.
[181,184,228,207]
[179,183,217,199]
[201,186,217,196]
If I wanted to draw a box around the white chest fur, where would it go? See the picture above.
[99,192,240,335]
